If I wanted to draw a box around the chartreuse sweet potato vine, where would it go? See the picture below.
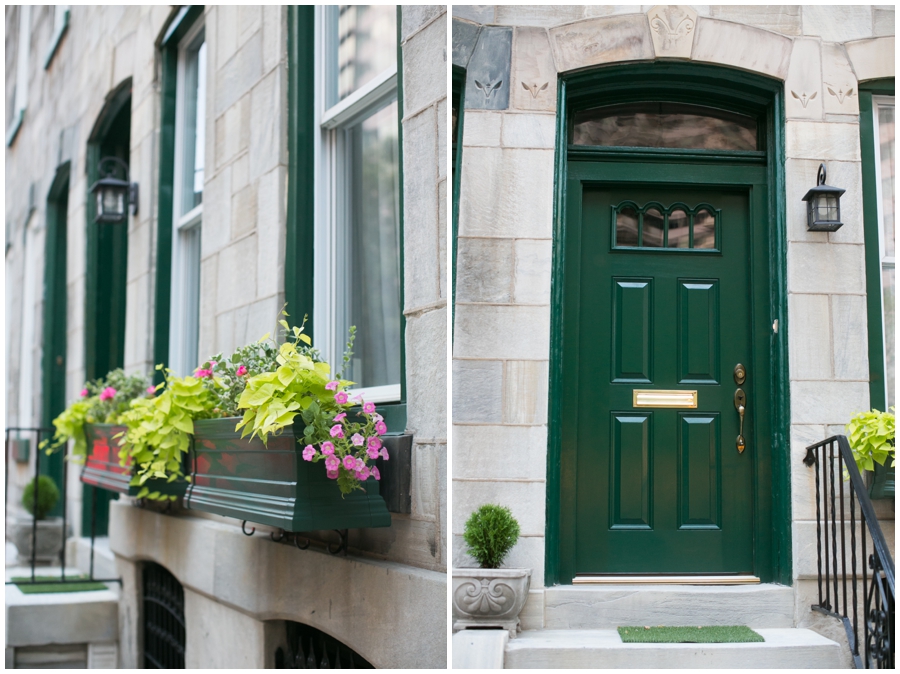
[118,368,219,500]
[846,408,895,476]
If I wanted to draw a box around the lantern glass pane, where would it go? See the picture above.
[102,187,125,216]
[816,194,838,222]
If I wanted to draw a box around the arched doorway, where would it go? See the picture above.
[548,62,790,585]
[83,78,132,536]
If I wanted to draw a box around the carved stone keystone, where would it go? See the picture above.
[648,5,697,59]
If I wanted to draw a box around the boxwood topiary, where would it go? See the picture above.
[22,475,60,520]
[463,503,521,569]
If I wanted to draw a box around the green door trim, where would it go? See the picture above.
[546,62,791,586]
[451,65,466,339]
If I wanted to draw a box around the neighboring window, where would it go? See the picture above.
[168,20,206,376]
[6,4,31,146]
[315,6,401,402]
[873,95,895,408]
[43,5,69,69]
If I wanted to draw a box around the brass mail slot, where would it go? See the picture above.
[633,389,698,408]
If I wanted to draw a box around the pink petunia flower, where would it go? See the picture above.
[334,412,347,422]
[334,391,349,405]
[375,420,388,435]
[80,388,89,397]
[380,447,390,461]
[356,466,371,481]
[372,466,381,481]
[321,441,335,456]
[146,386,156,396]
[236,365,248,377]
[100,387,117,401]
[351,433,365,446]
[367,437,382,451]
[326,469,339,480]
[325,380,340,391]
[372,413,383,422]
[330,424,344,439]
[366,446,380,460]
[355,457,365,471]
[342,455,356,471]
[325,455,340,471]
[363,402,376,414]
[302,445,316,461]
[194,368,213,378]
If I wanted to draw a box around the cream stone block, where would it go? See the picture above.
[454,425,548,480]
[452,479,546,536]
[874,8,894,38]
[790,424,827,521]
[405,307,448,439]
[215,5,239,70]
[439,179,447,300]
[262,5,284,73]
[402,6,444,40]
[786,121,861,162]
[503,360,549,425]
[647,5,697,59]
[454,304,551,360]
[802,6,873,43]
[790,380,870,425]
[511,27,557,112]
[249,68,284,181]
[549,15,654,74]
[201,166,231,257]
[237,5,262,48]
[514,239,552,305]
[708,5,801,36]
[231,183,258,239]
[788,293,832,381]
[453,359,504,423]
[458,147,554,239]
[456,237,515,303]
[793,579,856,668]
[831,294,869,381]
[495,6,585,28]
[402,14,446,116]
[691,17,792,80]
[845,36,895,82]
[437,97,447,181]
[184,589,266,668]
[501,113,556,149]
[216,236,258,313]
[462,111,502,147]
[822,43,860,117]
[788,242,866,295]
[785,39,823,121]
[256,168,285,299]
[453,6,494,25]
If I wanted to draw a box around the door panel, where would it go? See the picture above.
[572,182,754,576]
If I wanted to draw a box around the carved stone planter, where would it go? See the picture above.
[9,515,68,564]
[452,568,532,638]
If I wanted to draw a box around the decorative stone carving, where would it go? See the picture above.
[511,27,557,112]
[648,5,697,59]
[785,37,823,120]
[465,27,513,110]
[452,568,533,638]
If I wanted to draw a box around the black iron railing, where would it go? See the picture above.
[5,427,120,588]
[804,435,895,669]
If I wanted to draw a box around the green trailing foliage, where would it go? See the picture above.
[846,407,895,475]
[22,475,60,520]
[463,504,521,569]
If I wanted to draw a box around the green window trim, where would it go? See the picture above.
[859,78,895,414]
[152,5,204,385]
[451,65,466,339]
[285,6,407,430]
[6,107,25,147]
[43,8,70,70]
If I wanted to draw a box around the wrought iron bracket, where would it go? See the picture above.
[241,520,256,536]
[326,529,348,555]
[803,446,817,466]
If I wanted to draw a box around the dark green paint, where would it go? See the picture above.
[40,161,70,513]
[83,77,134,536]
[859,78,895,500]
[546,63,790,585]
[567,180,756,576]
[153,5,204,385]
[452,65,466,338]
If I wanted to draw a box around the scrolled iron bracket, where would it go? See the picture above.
[326,529,348,555]
[241,520,256,536]
[802,446,817,467]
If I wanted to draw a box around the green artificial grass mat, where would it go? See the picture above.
[11,575,108,594]
[617,626,764,644]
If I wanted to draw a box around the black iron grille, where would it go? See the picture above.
[142,563,186,669]
[276,621,373,669]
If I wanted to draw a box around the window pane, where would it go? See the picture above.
[693,209,716,249]
[668,209,690,248]
[643,207,664,247]
[169,224,201,376]
[180,34,206,215]
[340,100,401,388]
[572,102,758,151]
[884,267,895,409]
[878,104,894,259]
[332,5,396,105]
[615,207,639,247]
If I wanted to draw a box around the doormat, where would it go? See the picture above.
[617,626,764,644]
[11,575,109,594]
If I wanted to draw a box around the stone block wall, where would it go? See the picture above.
[451,4,894,629]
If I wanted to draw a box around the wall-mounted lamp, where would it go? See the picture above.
[802,163,844,232]
[89,156,138,224]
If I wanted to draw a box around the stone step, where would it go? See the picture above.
[504,629,842,669]
[544,584,795,629]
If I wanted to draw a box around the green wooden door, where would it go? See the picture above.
[561,161,769,578]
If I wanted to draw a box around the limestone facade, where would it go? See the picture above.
[5,5,446,668]
[452,4,895,651]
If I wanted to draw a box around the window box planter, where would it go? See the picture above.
[452,568,533,638]
[185,417,391,531]
[81,423,188,498]
[870,462,895,500]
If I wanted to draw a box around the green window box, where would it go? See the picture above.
[185,418,391,532]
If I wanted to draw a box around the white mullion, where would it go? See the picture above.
[872,95,895,407]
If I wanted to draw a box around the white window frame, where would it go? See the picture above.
[6,4,31,146]
[168,18,206,376]
[313,6,401,404]
[873,94,895,408]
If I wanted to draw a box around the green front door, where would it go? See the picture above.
[560,161,770,579]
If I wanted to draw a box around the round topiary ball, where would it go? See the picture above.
[22,475,60,520]
[463,503,521,569]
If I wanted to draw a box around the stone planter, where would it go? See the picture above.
[185,418,391,532]
[81,423,188,498]
[452,568,532,637]
[9,515,68,564]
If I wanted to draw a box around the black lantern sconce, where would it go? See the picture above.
[802,163,845,232]
[89,156,138,224]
